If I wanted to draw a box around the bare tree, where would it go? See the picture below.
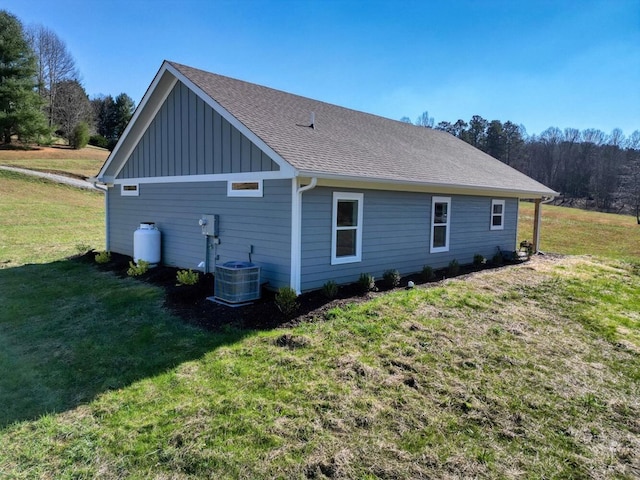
[52,80,92,142]
[608,128,625,147]
[620,130,640,223]
[415,111,434,128]
[26,24,78,127]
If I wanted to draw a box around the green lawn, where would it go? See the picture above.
[0,172,639,478]
[519,201,640,261]
[0,157,105,178]
[0,144,108,178]
[0,169,104,268]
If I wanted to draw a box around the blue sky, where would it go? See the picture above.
[4,0,639,137]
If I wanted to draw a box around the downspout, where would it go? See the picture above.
[298,177,318,195]
[89,176,110,251]
[291,177,318,294]
[104,187,110,251]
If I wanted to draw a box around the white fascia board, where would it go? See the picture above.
[165,63,297,178]
[112,170,291,185]
[98,61,177,180]
[297,171,558,198]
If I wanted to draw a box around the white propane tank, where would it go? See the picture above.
[133,222,161,266]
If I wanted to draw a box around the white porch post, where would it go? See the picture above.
[532,198,542,254]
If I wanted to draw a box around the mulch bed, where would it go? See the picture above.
[78,251,519,332]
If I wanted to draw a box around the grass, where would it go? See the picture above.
[0,145,108,178]
[0,169,104,267]
[519,201,640,261]
[0,163,639,477]
[0,256,638,478]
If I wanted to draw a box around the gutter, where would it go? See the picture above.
[295,170,558,198]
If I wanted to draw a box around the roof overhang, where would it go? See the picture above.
[96,61,296,184]
[296,171,558,199]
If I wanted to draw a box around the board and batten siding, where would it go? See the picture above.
[299,187,517,291]
[117,81,279,179]
[108,179,292,289]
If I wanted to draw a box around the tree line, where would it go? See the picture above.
[403,111,640,222]
[0,10,134,150]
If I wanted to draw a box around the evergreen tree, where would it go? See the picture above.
[91,93,134,149]
[485,120,505,160]
[0,10,48,144]
[113,92,135,138]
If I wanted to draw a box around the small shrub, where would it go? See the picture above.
[357,273,376,294]
[275,286,298,316]
[75,243,91,255]
[71,122,90,149]
[473,254,486,266]
[492,252,504,266]
[37,133,54,146]
[421,265,435,281]
[383,269,401,288]
[176,269,200,286]
[89,134,108,149]
[127,259,150,277]
[322,280,338,299]
[94,250,111,264]
[447,259,460,276]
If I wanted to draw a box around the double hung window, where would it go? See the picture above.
[490,199,505,230]
[331,192,363,264]
[430,196,451,253]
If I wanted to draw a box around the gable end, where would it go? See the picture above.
[117,81,279,179]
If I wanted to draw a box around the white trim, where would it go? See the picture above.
[515,199,520,249]
[300,171,558,198]
[430,196,451,253]
[98,61,298,183]
[113,170,289,185]
[227,180,263,197]
[105,188,110,251]
[490,199,505,230]
[112,75,177,179]
[290,178,318,294]
[165,62,296,178]
[331,192,364,265]
[98,67,178,179]
[120,183,139,196]
[291,179,300,293]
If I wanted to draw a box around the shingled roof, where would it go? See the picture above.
[168,62,554,197]
[100,61,556,198]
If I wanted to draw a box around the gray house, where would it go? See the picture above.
[96,61,556,293]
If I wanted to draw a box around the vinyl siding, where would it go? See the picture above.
[107,179,292,289]
[117,81,279,179]
[300,187,517,291]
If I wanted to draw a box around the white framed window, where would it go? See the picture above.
[490,199,505,230]
[121,183,139,196]
[430,196,451,253]
[331,192,363,265]
[227,180,263,197]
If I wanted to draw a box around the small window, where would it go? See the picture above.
[227,180,263,197]
[490,199,505,230]
[430,196,451,253]
[121,183,139,196]
[331,192,363,265]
